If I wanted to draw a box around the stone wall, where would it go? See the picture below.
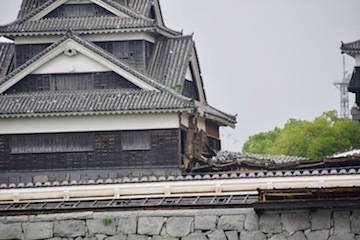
[0,208,359,240]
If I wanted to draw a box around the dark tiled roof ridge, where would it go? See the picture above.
[1,164,360,189]
[341,39,360,52]
[1,88,149,98]
[201,103,237,123]
[0,16,156,33]
[0,89,193,115]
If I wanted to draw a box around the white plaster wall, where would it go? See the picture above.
[180,112,190,127]
[0,113,180,134]
[197,117,206,132]
[32,52,110,74]
[355,54,360,66]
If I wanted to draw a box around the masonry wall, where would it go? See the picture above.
[1,208,359,240]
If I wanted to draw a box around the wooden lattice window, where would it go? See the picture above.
[10,133,94,154]
[121,131,151,151]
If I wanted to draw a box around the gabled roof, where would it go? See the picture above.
[18,0,153,20]
[5,0,179,37]
[341,39,360,57]
[0,89,191,116]
[0,16,155,35]
[148,35,207,103]
[148,36,193,90]
[0,43,14,78]
[0,31,236,125]
[0,31,163,93]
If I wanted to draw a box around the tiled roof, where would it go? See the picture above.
[17,0,154,20]
[2,1,179,37]
[148,36,193,89]
[201,104,237,124]
[128,0,152,16]
[0,43,14,78]
[1,155,360,189]
[17,0,40,19]
[341,40,360,56]
[0,32,235,124]
[0,89,191,115]
[0,16,155,34]
[191,150,360,173]
[16,0,144,23]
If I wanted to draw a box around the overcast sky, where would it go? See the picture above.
[1,0,360,151]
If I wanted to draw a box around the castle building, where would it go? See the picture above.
[0,0,236,175]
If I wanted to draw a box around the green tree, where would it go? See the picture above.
[242,110,360,159]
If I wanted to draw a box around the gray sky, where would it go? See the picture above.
[1,0,360,151]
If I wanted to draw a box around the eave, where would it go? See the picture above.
[0,108,192,119]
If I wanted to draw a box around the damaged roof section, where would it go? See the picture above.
[187,151,360,173]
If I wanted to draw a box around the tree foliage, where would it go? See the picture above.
[242,110,360,159]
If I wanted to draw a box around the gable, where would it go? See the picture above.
[28,0,132,21]
[44,2,116,18]
[0,36,158,94]
[32,50,111,74]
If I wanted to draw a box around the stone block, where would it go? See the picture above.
[351,210,360,234]
[329,233,355,240]
[182,232,208,240]
[138,217,163,235]
[259,213,282,234]
[54,220,86,237]
[207,229,227,240]
[23,222,53,240]
[118,217,137,234]
[128,235,149,240]
[166,217,193,237]
[225,230,238,240]
[152,236,178,240]
[281,212,311,233]
[218,215,245,230]
[105,233,127,240]
[244,210,259,231]
[4,215,29,223]
[268,233,287,240]
[95,234,107,240]
[0,223,22,240]
[288,231,306,240]
[195,215,217,230]
[311,210,331,230]
[305,230,329,240]
[87,219,116,236]
[334,211,351,234]
[240,231,266,240]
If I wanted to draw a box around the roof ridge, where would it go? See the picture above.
[1,88,151,98]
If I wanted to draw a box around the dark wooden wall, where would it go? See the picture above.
[15,44,51,68]
[6,72,139,94]
[0,129,180,171]
[182,64,200,101]
[45,4,114,18]
[95,40,154,73]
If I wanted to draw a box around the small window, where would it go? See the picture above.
[122,131,151,151]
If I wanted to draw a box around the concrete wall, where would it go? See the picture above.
[0,208,359,240]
